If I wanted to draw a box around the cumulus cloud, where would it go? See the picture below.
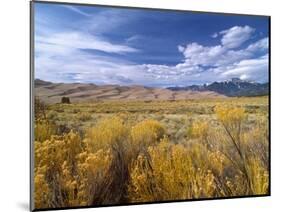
[246,37,268,52]
[220,25,255,48]
[35,17,268,87]
[178,43,226,66]
[173,26,268,84]
[220,54,268,81]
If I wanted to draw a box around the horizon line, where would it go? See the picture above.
[34,78,269,88]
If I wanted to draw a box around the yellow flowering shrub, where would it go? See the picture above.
[242,125,269,195]
[214,105,269,195]
[215,106,247,125]
[33,103,269,208]
[84,117,129,153]
[190,121,209,139]
[76,149,113,206]
[215,106,247,142]
[34,131,83,208]
[131,119,165,154]
[34,167,50,208]
[246,158,269,194]
[129,138,216,202]
[34,120,57,142]
[83,116,133,204]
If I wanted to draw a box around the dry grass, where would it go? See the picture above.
[33,97,269,209]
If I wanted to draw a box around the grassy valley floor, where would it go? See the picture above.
[34,96,269,209]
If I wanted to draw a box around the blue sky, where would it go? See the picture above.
[34,2,269,87]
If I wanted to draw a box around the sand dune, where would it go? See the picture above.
[35,79,226,104]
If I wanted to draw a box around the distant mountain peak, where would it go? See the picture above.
[167,79,269,97]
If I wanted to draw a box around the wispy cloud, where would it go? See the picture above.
[62,5,92,17]
[36,31,139,54]
[34,3,269,87]
[35,25,268,86]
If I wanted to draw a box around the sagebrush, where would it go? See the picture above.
[34,97,269,209]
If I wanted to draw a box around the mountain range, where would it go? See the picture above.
[167,78,269,97]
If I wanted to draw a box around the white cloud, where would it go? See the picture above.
[220,55,268,81]
[220,25,255,48]
[179,43,228,66]
[35,21,268,86]
[152,31,268,85]
[126,35,144,44]
[177,26,268,69]
[35,7,144,85]
[246,37,268,52]
[62,5,92,17]
[36,31,138,54]
[211,33,218,38]
[177,45,185,53]
[77,9,142,36]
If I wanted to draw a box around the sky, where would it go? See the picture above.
[34,2,269,87]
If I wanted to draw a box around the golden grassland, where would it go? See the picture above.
[34,96,269,209]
